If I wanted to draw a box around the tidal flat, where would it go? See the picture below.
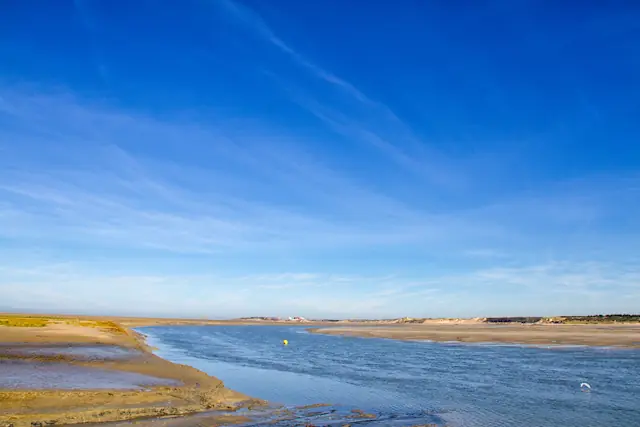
[0,315,261,427]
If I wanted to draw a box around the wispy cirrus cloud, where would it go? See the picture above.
[212,0,463,189]
[2,257,637,318]
[2,87,639,261]
[0,259,426,318]
[0,89,513,256]
[0,91,425,253]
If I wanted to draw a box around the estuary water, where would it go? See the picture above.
[139,325,640,426]
[0,359,179,390]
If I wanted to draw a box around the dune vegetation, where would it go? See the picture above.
[0,316,49,328]
[559,314,640,323]
[0,314,128,334]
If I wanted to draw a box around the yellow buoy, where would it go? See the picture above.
[282,339,288,346]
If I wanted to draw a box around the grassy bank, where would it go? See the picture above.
[0,316,49,327]
[0,314,129,334]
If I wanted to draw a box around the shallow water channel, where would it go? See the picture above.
[0,344,178,390]
[139,325,640,427]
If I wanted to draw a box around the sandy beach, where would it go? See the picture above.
[3,313,639,426]
[308,322,640,347]
[0,315,263,427]
[0,314,386,426]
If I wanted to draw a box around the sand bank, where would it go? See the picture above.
[308,323,640,348]
[0,316,263,427]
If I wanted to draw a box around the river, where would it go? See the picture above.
[139,325,640,426]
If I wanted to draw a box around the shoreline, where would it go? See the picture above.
[3,314,639,425]
[307,323,640,348]
[0,316,265,427]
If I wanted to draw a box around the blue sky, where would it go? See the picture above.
[1,1,639,319]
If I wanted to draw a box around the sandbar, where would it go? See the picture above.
[308,323,640,347]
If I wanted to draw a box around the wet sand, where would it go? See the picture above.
[76,404,385,427]
[308,323,640,348]
[0,316,263,427]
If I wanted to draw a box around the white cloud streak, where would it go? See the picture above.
[0,89,519,255]
[1,87,638,263]
[1,258,638,318]
[213,0,463,189]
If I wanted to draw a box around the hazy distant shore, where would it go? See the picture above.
[308,323,640,348]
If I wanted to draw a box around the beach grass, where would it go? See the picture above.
[63,318,128,335]
[0,316,49,327]
[0,315,127,334]
[89,320,128,335]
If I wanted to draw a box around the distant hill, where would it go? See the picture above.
[555,314,640,323]
[485,314,640,324]
[484,317,543,324]
[236,314,640,324]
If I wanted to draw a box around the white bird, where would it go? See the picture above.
[580,382,591,392]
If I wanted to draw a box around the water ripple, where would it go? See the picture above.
[139,325,640,427]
